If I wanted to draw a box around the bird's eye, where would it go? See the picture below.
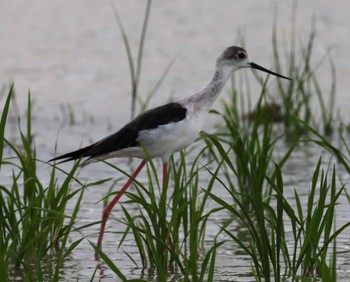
[237,52,246,59]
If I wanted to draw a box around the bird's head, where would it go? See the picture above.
[216,46,292,81]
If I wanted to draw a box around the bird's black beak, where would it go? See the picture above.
[249,62,292,81]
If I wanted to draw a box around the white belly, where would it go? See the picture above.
[137,116,203,159]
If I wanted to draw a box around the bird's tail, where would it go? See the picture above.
[49,144,95,165]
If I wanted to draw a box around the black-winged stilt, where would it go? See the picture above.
[50,46,292,257]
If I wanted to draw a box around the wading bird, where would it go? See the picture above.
[50,46,292,258]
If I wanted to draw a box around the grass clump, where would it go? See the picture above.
[206,133,347,281]
[0,85,90,281]
[94,149,220,282]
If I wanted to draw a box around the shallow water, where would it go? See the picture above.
[1,0,350,281]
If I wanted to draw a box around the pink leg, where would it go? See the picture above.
[162,162,168,188]
[162,161,173,249]
[95,160,146,260]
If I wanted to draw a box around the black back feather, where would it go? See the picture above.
[50,102,187,163]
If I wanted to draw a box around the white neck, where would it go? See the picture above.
[180,63,233,115]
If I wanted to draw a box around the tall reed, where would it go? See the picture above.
[271,2,337,138]
[111,0,174,118]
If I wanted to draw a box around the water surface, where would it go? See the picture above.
[1,1,350,281]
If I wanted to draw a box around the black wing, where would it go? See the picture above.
[49,102,187,163]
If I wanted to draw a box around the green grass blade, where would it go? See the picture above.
[90,242,128,281]
[0,83,14,170]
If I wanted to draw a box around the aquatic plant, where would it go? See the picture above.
[0,86,96,280]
